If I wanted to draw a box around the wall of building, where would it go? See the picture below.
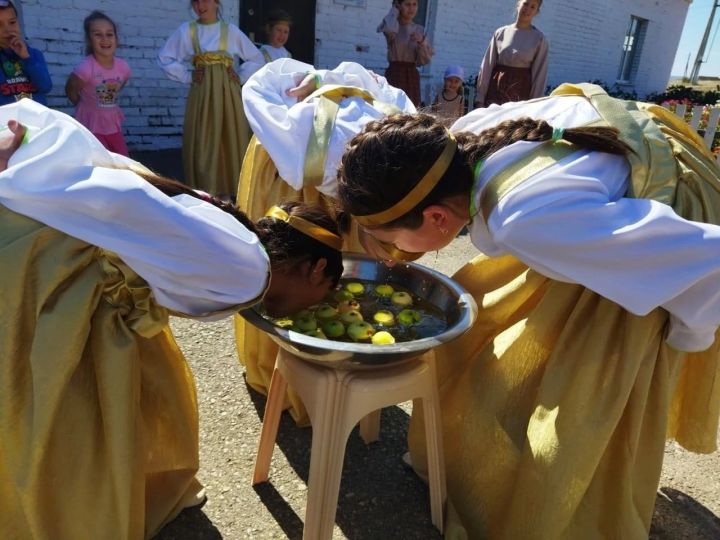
[20,0,239,150]
[21,0,688,151]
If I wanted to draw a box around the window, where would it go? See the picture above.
[617,16,648,83]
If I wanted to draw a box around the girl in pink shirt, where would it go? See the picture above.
[65,11,131,155]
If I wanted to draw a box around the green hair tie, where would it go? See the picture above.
[551,126,565,143]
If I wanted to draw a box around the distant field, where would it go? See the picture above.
[669,77,720,90]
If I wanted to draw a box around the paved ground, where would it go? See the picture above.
[139,149,719,539]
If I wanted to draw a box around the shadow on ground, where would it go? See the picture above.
[155,382,719,539]
[650,487,720,539]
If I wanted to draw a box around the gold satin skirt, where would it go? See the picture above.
[234,138,363,425]
[183,62,250,196]
[407,112,720,538]
[0,207,203,539]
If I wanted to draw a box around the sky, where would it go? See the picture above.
[672,0,720,77]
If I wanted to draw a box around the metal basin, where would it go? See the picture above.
[240,253,478,370]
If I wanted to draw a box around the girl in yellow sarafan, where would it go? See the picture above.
[336,85,720,538]
[0,100,346,539]
[235,59,416,424]
[158,0,264,198]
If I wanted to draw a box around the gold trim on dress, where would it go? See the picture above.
[265,206,343,251]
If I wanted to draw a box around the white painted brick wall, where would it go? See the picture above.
[316,0,689,104]
[21,0,238,150]
[23,0,687,150]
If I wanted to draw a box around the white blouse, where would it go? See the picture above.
[158,20,265,85]
[241,59,416,198]
[0,100,270,318]
[456,97,720,352]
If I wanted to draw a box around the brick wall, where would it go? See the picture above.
[23,0,688,150]
[20,0,238,150]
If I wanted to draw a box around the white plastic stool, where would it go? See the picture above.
[252,348,446,539]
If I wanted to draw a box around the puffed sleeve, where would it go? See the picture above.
[530,34,549,99]
[474,146,720,352]
[227,24,265,84]
[475,30,499,106]
[242,59,416,194]
[158,23,193,85]
[377,6,399,34]
[0,100,270,318]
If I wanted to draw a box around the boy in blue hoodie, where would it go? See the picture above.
[0,0,51,105]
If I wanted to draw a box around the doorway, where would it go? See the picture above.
[239,0,317,65]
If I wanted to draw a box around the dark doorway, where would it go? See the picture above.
[239,1,316,65]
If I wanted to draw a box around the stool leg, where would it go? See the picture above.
[422,355,446,533]
[252,367,288,485]
[302,370,344,540]
[358,409,381,444]
[316,386,360,539]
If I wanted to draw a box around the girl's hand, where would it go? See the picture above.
[0,120,27,172]
[7,34,29,59]
[285,72,318,101]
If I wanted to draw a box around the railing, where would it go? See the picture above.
[664,103,720,162]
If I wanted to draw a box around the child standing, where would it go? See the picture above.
[65,11,131,156]
[431,65,465,124]
[377,0,433,106]
[239,9,292,82]
[0,0,51,105]
[158,0,264,198]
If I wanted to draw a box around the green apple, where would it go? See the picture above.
[371,330,396,345]
[334,289,354,302]
[292,316,317,332]
[322,320,345,338]
[345,282,365,296]
[391,291,413,307]
[374,284,394,297]
[291,309,314,321]
[337,299,361,313]
[340,310,364,325]
[373,310,395,326]
[347,321,376,342]
[304,328,327,339]
[397,309,422,326]
[315,303,338,321]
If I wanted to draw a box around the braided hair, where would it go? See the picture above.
[337,112,632,230]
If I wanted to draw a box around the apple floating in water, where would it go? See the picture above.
[347,321,376,342]
[374,284,394,297]
[345,282,365,296]
[373,310,395,326]
[322,319,346,338]
[397,309,422,326]
[334,289,354,302]
[337,299,361,313]
[340,310,364,325]
[304,328,327,339]
[371,330,396,345]
[292,309,314,321]
[315,303,338,321]
[292,315,317,333]
[391,291,413,307]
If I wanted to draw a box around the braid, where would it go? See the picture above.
[337,113,632,230]
[457,117,632,164]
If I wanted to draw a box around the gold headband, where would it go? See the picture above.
[354,131,458,228]
[265,206,343,251]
